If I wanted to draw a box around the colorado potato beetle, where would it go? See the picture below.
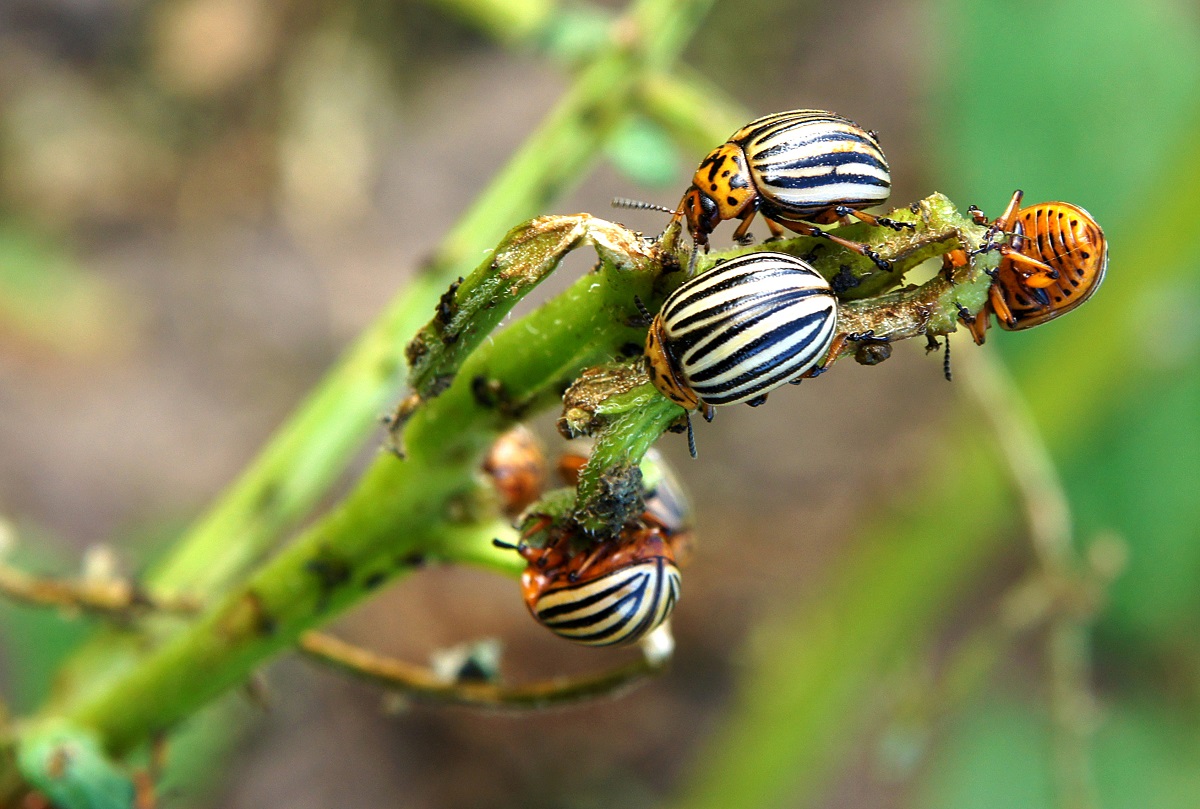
[482,426,547,519]
[676,110,907,269]
[966,190,1108,344]
[499,521,682,647]
[645,251,839,418]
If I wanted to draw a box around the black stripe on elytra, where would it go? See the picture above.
[536,573,639,620]
[761,170,891,191]
[695,312,835,403]
[757,148,888,175]
[668,284,824,335]
[687,307,828,384]
[663,263,812,317]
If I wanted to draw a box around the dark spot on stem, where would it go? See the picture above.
[830,264,862,294]
[435,278,463,328]
[397,552,427,569]
[306,547,353,612]
[405,337,429,367]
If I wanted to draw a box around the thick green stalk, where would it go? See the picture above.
[43,0,717,720]
[62,234,662,754]
[150,0,715,599]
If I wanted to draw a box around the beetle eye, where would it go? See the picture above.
[698,193,720,227]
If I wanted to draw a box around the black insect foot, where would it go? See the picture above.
[745,395,768,407]
[734,234,755,246]
[876,216,915,232]
[865,249,892,273]
[631,295,654,327]
[955,303,975,323]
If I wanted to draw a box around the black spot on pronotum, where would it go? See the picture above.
[726,196,738,206]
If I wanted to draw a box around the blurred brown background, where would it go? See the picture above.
[1,1,1198,808]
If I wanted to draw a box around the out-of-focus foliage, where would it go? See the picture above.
[0,0,1198,807]
[919,0,1200,804]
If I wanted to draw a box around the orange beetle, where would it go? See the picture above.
[499,519,681,647]
[481,426,547,519]
[967,190,1108,344]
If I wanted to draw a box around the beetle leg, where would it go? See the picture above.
[999,246,1058,286]
[941,249,968,283]
[986,283,1016,333]
[745,394,768,407]
[763,217,787,241]
[731,211,759,245]
[967,204,988,225]
[802,331,850,378]
[783,219,893,272]
[994,190,1024,234]
[836,206,915,231]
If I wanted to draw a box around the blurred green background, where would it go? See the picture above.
[0,0,1197,807]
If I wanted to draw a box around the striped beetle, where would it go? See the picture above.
[645,251,839,420]
[500,519,681,647]
[966,190,1108,344]
[677,110,909,270]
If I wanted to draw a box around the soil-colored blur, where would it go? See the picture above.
[0,1,1197,808]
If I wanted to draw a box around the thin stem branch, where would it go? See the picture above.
[298,631,668,710]
[43,0,719,729]
[0,561,199,619]
[959,347,1098,809]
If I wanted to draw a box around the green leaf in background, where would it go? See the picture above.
[920,0,1200,806]
[0,535,91,713]
[605,114,682,188]
[0,225,131,356]
[536,5,616,63]
[1070,351,1200,646]
[918,695,1200,809]
[929,0,1200,226]
[17,721,135,809]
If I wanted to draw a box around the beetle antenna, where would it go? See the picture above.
[685,414,697,459]
[633,295,654,324]
[942,335,953,381]
[612,197,680,215]
[492,538,520,551]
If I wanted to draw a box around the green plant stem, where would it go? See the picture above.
[637,68,749,155]
[44,0,716,720]
[61,230,663,755]
[151,0,715,600]
[298,631,666,710]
